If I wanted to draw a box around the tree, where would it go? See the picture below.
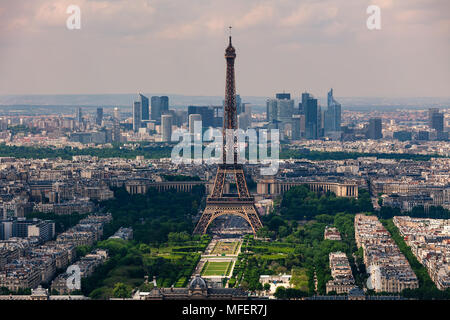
[112,282,132,298]
[263,283,271,292]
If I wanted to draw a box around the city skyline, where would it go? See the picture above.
[0,0,449,306]
[0,0,449,97]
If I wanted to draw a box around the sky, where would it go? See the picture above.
[0,0,449,98]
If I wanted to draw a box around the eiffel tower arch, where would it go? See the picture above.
[193,33,263,235]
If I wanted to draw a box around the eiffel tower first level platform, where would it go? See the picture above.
[193,164,263,235]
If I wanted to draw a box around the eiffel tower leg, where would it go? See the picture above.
[193,206,215,235]
[243,205,263,232]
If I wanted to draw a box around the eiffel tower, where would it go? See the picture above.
[193,31,263,235]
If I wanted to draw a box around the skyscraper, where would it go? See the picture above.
[324,88,342,137]
[236,94,242,115]
[113,107,120,120]
[188,106,215,127]
[132,101,142,132]
[276,93,291,100]
[266,93,293,128]
[429,108,444,132]
[266,99,278,122]
[303,93,318,139]
[367,118,382,139]
[140,94,149,121]
[277,99,294,123]
[150,96,169,122]
[291,115,304,140]
[96,107,103,126]
[300,92,311,115]
[76,107,83,124]
[161,114,173,142]
[189,114,202,135]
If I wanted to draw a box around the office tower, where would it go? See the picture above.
[301,92,310,114]
[237,113,250,130]
[276,93,291,100]
[291,115,303,140]
[367,118,382,139]
[150,96,160,122]
[189,114,202,134]
[112,122,121,142]
[304,93,318,139]
[150,96,169,122]
[132,101,142,132]
[428,108,439,127]
[161,114,173,142]
[324,88,342,137]
[244,104,252,116]
[160,96,169,114]
[113,107,120,120]
[96,107,103,126]
[241,102,249,115]
[429,108,444,132]
[236,94,242,115]
[393,130,412,141]
[76,107,83,123]
[266,93,294,124]
[277,99,294,123]
[266,99,278,122]
[140,94,149,121]
[171,110,187,127]
[188,106,215,128]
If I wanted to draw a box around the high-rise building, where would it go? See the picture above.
[112,122,121,142]
[237,113,251,130]
[276,93,291,100]
[140,94,149,121]
[161,114,173,142]
[303,93,318,139]
[277,99,294,123]
[367,118,382,139]
[291,115,304,140]
[113,107,120,120]
[236,94,242,115]
[300,92,311,115]
[133,101,142,132]
[96,107,103,126]
[76,107,83,123]
[324,88,342,137]
[266,93,294,127]
[429,108,444,132]
[189,114,202,134]
[150,96,169,122]
[188,106,215,127]
[266,99,278,122]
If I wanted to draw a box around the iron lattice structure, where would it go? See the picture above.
[193,36,263,235]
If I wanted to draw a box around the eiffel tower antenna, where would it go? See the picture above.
[193,33,263,235]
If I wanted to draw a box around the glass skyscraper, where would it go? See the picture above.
[140,94,149,121]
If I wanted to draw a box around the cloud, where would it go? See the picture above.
[234,4,274,28]
[0,0,448,96]
[280,2,339,27]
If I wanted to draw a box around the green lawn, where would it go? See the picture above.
[290,268,309,292]
[211,241,240,255]
[201,261,233,276]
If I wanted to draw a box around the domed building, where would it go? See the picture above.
[137,275,248,300]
